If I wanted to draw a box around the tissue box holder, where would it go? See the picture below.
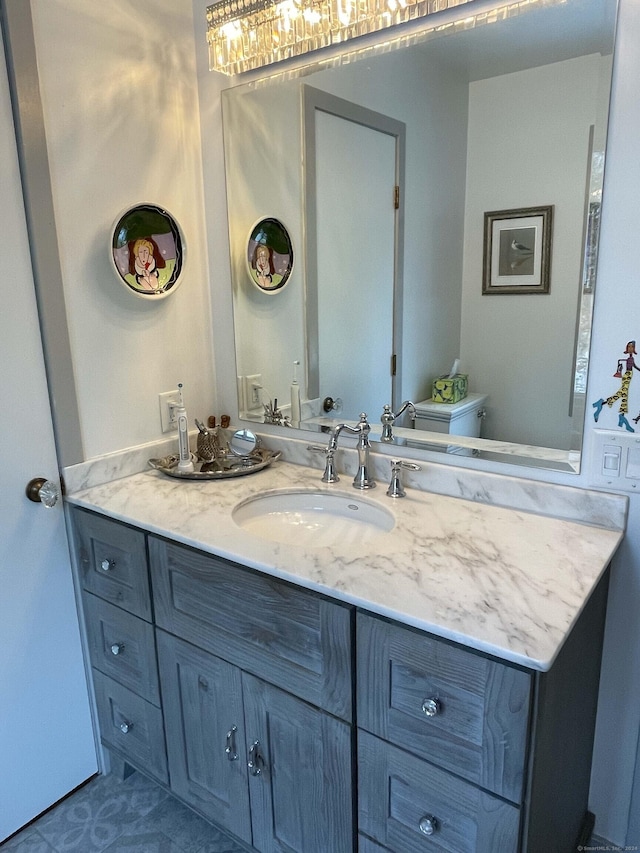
[432,373,468,404]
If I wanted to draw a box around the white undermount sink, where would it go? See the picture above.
[232,489,395,548]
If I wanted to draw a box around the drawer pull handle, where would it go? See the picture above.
[248,740,266,776]
[119,720,133,734]
[225,725,238,761]
[419,815,438,836]
[421,697,441,717]
[100,558,115,572]
[110,643,125,656]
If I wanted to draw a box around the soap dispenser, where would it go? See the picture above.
[290,360,301,424]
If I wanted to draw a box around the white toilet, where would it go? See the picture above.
[412,393,488,454]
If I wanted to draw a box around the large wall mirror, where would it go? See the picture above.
[222,0,618,473]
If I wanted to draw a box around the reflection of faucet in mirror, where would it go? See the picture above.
[380,401,416,443]
[327,413,376,490]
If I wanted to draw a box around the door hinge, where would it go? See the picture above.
[393,185,400,210]
[391,353,397,376]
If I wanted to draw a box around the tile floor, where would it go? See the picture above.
[1,771,248,853]
[2,770,615,853]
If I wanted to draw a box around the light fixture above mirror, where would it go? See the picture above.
[205,0,535,76]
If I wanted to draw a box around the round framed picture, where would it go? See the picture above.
[110,203,186,298]
[246,217,294,294]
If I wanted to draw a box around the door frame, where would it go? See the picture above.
[302,85,406,410]
[1,0,83,467]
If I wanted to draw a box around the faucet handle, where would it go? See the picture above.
[387,459,421,498]
[307,445,340,483]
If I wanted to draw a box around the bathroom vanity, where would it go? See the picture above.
[66,453,625,853]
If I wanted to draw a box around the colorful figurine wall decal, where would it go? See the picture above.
[111,203,185,299]
[592,340,640,432]
[245,217,293,294]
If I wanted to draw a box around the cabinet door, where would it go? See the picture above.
[156,631,251,843]
[243,673,353,853]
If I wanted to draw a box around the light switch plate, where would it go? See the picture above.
[590,429,640,491]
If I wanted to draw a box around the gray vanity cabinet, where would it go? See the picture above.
[155,631,252,842]
[148,536,352,721]
[357,614,526,851]
[356,573,609,853]
[357,614,531,802]
[150,535,354,853]
[73,508,168,784]
[156,630,353,851]
[74,507,151,619]
[241,670,352,853]
[71,505,609,853]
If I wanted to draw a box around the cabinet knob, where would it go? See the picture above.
[100,558,115,572]
[419,815,438,836]
[110,643,125,656]
[421,697,441,717]
[248,740,266,776]
[119,720,133,734]
[225,725,238,761]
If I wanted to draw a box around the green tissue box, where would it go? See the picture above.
[432,373,468,404]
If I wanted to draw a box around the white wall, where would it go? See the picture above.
[30,0,215,459]
[581,1,640,843]
[461,53,609,449]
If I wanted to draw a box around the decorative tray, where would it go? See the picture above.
[148,449,281,480]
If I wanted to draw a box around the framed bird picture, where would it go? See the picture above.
[482,205,553,294]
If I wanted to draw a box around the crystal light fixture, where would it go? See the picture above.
[206,0,478,75]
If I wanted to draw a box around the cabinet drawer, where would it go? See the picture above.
[357,614,531,802]
[84,594,160,705]
[92,670,168,784]
[359,731,520,853]
[150,537,352,720]
[72,508,150,619]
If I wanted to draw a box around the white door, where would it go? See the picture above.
[0,27,97,842]
[316,111,397,423]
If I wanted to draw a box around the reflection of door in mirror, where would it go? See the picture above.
[306,89,405,421]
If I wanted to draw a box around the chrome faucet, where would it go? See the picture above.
[387,459,421,498]
[329,412,376,489]
[307,443,340,483]
[380,401,416,442]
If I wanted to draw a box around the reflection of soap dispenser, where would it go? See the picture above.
[290,360,301,424]
[176,383,195,473]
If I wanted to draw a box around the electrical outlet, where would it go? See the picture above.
[244,374,263,410]
[159,390,181,433]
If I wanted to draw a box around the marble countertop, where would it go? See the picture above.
[66,452,625,671]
